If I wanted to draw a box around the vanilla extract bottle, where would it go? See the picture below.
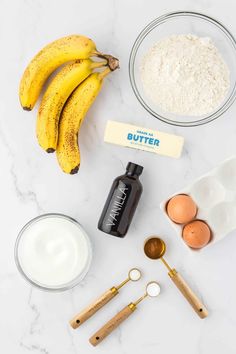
[98,162,143,238]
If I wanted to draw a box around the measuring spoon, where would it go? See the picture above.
[89,281,161,346]
[70,268,141,329]
[144,237,208,319]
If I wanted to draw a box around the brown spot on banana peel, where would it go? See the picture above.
[70,165,80,174]
[46,148,55,153]
[23,106,32,111]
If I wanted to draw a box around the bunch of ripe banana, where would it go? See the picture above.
[19,35,119,174]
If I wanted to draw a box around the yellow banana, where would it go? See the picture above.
[56,68,111,174]
[36,59,106,153]
[19,35,99,110]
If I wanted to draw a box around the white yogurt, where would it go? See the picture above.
[16,214,92,290]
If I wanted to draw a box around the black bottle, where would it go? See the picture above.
[98,162,143,238]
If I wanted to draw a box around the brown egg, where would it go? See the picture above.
[182,220,211,249]
[166,194,197,224]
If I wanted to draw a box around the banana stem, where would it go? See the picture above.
[91,50,119,71]
[96,53,119,71]
[92,50,103,57]
[91,61,107,69]
[98,67,112,80]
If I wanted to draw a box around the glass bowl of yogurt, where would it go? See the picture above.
[15,213,92,291]
[129,11,236,127]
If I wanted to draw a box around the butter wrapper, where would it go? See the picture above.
[104,120,184,158]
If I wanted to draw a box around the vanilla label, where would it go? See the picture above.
[106,186,128,226]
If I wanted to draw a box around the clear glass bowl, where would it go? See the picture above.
[15,213,92,292]
[129,11,236,127]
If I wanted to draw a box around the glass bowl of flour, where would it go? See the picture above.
[15,214,92,291]
[129,11,236,127]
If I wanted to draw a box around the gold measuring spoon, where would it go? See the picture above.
[89,281,161,346]
[144,237,208,319]
[70,268,141,329]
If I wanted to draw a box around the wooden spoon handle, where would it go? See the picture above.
[169,270,208,319]
[70,287,118,329]
[89,304,136,346]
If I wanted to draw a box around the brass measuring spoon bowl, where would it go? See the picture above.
[144,281,161,298]
[144,236,208,319]
[128,268,142,281]
[144,237,166,259]
[144,237,172,271]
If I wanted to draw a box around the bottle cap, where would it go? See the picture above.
[126,162,143,176]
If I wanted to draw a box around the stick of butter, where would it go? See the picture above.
[104,120,184,158]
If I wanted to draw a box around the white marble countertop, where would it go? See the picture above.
[1,0,236,353]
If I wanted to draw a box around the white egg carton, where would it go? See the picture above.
[160,156,236,252]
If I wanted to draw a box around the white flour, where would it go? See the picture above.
[141,34,230,116]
